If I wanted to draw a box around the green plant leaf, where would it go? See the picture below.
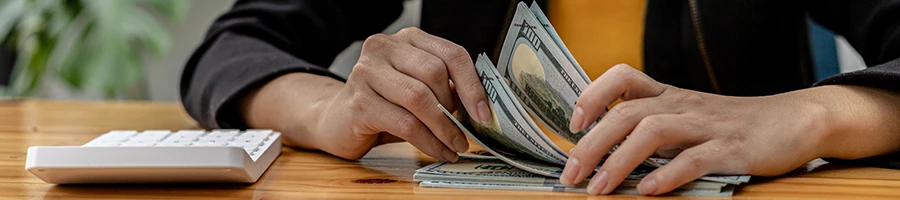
[50,9,91,88]
[45,0,80,38]
[5,0,186,99]
[137,0,189,23]
[0,0,26,43]
[123,7,171,57]
[11,35,52,97]
[58,25,93,88]
[9,3,47,97]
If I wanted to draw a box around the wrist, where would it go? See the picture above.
[767,88,835,160]
[783,85,900,159]
[241,73,344,149]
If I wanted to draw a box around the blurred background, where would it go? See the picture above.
[0,0,866,102]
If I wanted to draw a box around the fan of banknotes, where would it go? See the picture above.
[414,1,751,197]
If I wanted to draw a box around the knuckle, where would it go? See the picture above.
[672,91,704,107]
[401,82,433,108]
[398,27,424,35]
[607,64,633,79]
[420,57,448,80]
[610,64,637,76]
[635,116,668,139]
[350,62,374,77]
[363,33,393,49]
[608,102,639,121]
[684,151,708,169]
[396,115,422,136]
[444,45,471,67]
[446,45,469,60]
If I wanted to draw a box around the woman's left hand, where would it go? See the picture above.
[558,64,854,195]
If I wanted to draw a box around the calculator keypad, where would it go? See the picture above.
[83,129,276,156]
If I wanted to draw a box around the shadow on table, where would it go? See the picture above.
[730,159,854,195]
[38,183,260,199]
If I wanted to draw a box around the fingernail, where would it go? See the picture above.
[570,106,584,133]
[477,100,492,124]
[601,171,618,195]
[452,135,469,153]
[442,148,459,162]
[568,146,577,155]
[581,108,599,132]
[559,157,580,185]
[638,178,658,195]
[586,170,609,195]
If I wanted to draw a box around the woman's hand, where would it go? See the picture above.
[559,64,900,196]
[242,27,492,161]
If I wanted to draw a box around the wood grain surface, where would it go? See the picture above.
[2,99,899,199]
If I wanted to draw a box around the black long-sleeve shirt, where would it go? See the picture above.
[180,0,900,169]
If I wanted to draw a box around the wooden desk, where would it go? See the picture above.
[2,100,900,199]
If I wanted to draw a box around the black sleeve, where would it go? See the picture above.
[179,0,403,129]
[807,0,900,169]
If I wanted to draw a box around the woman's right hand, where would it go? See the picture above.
[242,27,492,161]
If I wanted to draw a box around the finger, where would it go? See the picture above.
[393,27,492,125]
[362,93,459,162]
[587,114,705,195]
[381,39,455,110]
[570,64,669,133]
[637,142,720,195]
[560,97,670,185]
[362,63,469,153]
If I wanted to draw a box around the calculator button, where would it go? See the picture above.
[176,130,206,134]
[200,132,238,140]
[237,132,271,140]
[242,144,260,154]
[121,140,155,147]
[229,138,265,146]
[211,129,240,134]
[169,131,204,141]
[159,139,191,145]
[194,138,228,146]
[245,129,273,134]
[133,130,172,142]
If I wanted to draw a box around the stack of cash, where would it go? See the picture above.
[416,1,751,197]
[414,156,747,197]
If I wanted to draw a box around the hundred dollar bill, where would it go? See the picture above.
[647,158,751,184]
[528,1,591,83]
[415,175,726,191]
[496,2,592,144]
[443,54,661,176]
[462,53,570,166]
[418,181,736,197]
[414,156,728,190]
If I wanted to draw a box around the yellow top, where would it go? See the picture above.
[548,0,647,80]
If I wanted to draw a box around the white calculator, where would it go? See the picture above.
[25,129,282,184]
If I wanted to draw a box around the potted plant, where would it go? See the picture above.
[0,0,187,99]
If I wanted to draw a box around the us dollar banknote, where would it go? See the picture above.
[464,53,570,166]
[496,2,592,144]
[414,156,737,197]
[428,2,751,195]
[527,1,590,82]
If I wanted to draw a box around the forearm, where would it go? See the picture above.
[783,85,900,160]
[241,73,345,150]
